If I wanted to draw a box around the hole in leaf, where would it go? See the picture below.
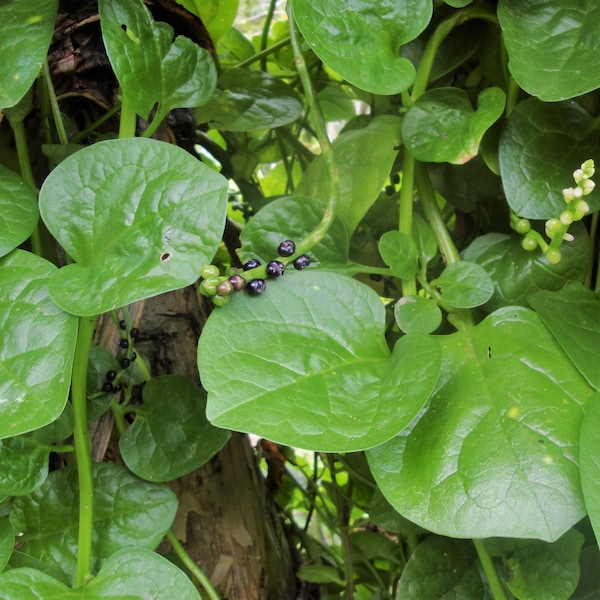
[160,252,171,262]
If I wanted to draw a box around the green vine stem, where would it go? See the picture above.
[118,95,137,138]
[72,315,98,587]
[234,36,291,70]
[399,152,418,296]
[473,539,508,600]
[41,59,69,145]
[260,0,279,71]
[166,530,221,600]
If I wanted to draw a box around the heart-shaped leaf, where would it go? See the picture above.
[394,296,442,335]
[198,271,441,452]
[293,0,432,95]
[0,165,38,258]
[0,0,58,109]
[431,261,494,309]
[498,0,600,101]
[367,306,592,542]
[499,98,600,219]
[379,231,419,279]
[38,138,228,316]
[402,87,505,164]
[0,250,77,439]
[10,463,177,584]
[120,375,230,481]
[297,115,402,236]
[98,0,217,121]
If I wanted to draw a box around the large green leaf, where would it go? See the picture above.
[293,0,432,95]
[297,115,402,236]
[198,271,441,452]
[499,98,600,219]
[9,463,177,585]
[120,375,230,482]
[367,306,592,542]
[0,250,77,439]
[0,0,58,109]
[38,138,228,316]
[580,392,600,550]
[498,0,600,101]
[402,87,505,164]
[98,0,217,121]
[529,283,600,391]
[0,165,38,258]
[0,518,12,573]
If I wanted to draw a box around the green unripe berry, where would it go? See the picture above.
[545,218,562,233]
[545,248,562,264]
[521,236,537,251]
[212,294,231,307]
[513,218,531,234]
[201,265,220,279]
[199,277,220,296]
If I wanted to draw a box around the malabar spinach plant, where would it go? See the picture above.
[1,0,600,598]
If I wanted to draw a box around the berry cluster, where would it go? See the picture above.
[199,239,311,305]
[100,319,139,393]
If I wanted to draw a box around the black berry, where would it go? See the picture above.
[114,383,123,392]
[106,370,117,381]
[293,255,311,270]
[228,274,246,291]
[131,352,137,361]
[243,258,261,271]
[277,240,296,257]
[120,357,131,368]
[102,381,114,393]
[266,260,285,277]
[130,327,139,339]
[246,278,266,296]
[391,173,400,185]
[119,319,127,330]
[119,338,129,349]
[385,184,395,196]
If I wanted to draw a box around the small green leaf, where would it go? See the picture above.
[293,0,432,95]
[498,0,600,101]
[499,98,600,219]
[0,250,77,439]
[395,295,442,334]
[367,307,592,542]
[402,87,505,164]
[39,138,228,316]
[120,375,230,482]
[0,518,13,573]
[412,213,438,267]
[196,69,302,131]
[99,0,217,121]
[529,283,600,391]
[0,435,51,496]
[379,231,418,279]
[178,0,239,42]
[0,0,58,109]
[580,392,600,550]
[297,115,402,236]
[297,564,345,586]
[199,271,441,452]
[0,165,38,258]
[432,261,494,309]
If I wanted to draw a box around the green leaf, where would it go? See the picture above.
[199,271,441,452]
[394,295,442,334]
[293,0,432,95]
[0,518,13,573]
[412,213,438,267]
[239,196,349,268]
[431,261,494,309]
[98,0,217,121]
[398,537,489,599]
[0,0,58,109]
[367,306,592,542]
[580,393,600,551]
[196,68,302,131]
[463,228,591,312]
[529,283,600,391]
[498,0,600,101]
[0,165,38,258]
[179,0,239,42]
[297,564,345,586]
[120,375,230,482]
[402,87,505,164]
[0,568,72,600]
[378,231,418,279]
[499,98,600,219]
[86,345,120,421]
[0,435,51,496]
[0,250,77,439]
[38,138,228,316]
[216,27,255,69]
[9,463,178,584]
[297,115,402,236]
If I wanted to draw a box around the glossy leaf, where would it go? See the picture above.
[120,375,230,481]
[0,165,38,258]
[179,0,239,42]
[394,295,442,334]
[412,213,438,267]
[367,307,592,542]
[498,0,600,101]
[0,435,51,496]
[297,115,402,236]
[39,138,228,316]
[378,231,418,279]
[463,228,591,312]
[196,68,302,131]
[529,283,600,391]
[98,0,217,121]
[199,271,441,452]
[402,87,505,164]
[580,392,600,550]
[0,250,77,439]
[398,537,489,599]
[431,261,494,309]
[499,98,600,219]
[293,0,432,95]
[0,518,12,573]
[10,463,177,584]
[297,565,344,586]
[0,0,58,109]
[239,196,349,267]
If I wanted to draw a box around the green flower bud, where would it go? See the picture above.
[573,168,584,183]
[559,211,573,225]
[581,159,595,178]
[582,179,595,195]
[545,218,562,238]
[563,187,576,202]
[545,248,561,264]
[575,200,590,214]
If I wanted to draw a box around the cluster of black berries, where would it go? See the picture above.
[385,172,401,196]
[100,319,139,393]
